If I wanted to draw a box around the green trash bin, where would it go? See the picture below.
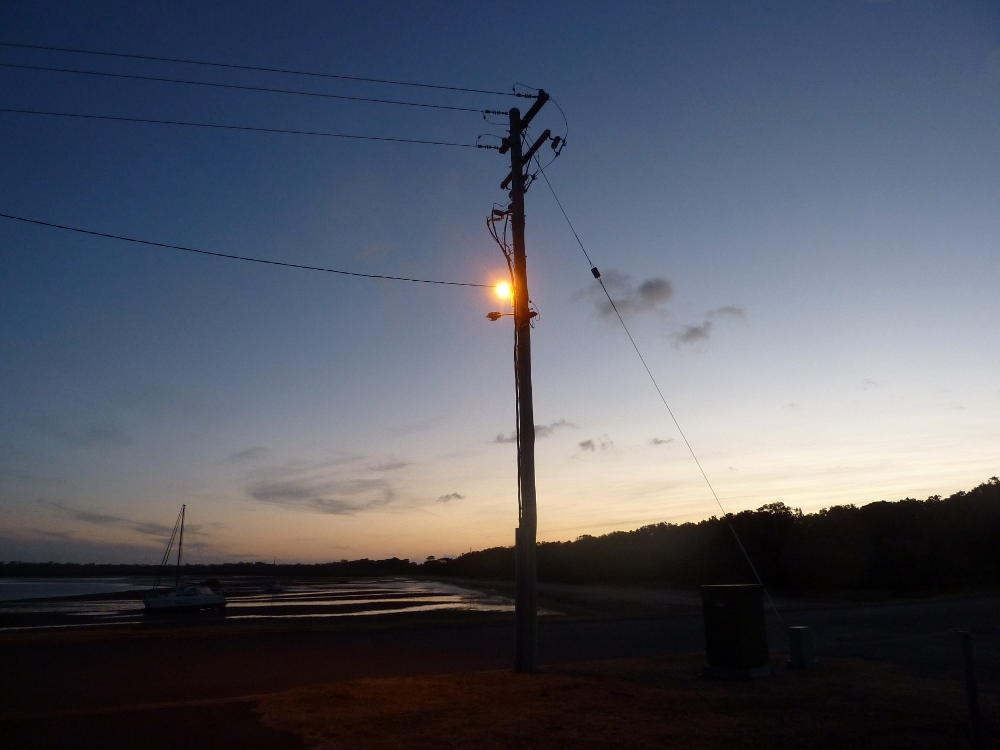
[701,584,769,673]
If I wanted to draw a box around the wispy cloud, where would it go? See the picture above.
[225,446,267,463]
[437,492,465,503]
[708,305,745,319]
[671,305,745,347]
[20,527,75,541]
[535,419,576,438]
[650,437,674,446]
[494,419,576,444]
[580,270,674,319]
[672,321,713,345]
[370,460,409,472]
[36,499,173,539]
[246,460,395,515]
[578,435,613,452]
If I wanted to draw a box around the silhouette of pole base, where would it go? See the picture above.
[514,526,537,673]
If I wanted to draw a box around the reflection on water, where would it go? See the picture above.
[226,596,465,608]
[0,577,514,631]
[230,602,516,620]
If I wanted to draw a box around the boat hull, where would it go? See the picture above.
[143,585,226,614]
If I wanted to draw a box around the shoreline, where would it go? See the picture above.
[3,573,998,633]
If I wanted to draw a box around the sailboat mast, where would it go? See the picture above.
[175,504,186,588]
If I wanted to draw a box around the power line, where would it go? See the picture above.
[0,108,496,149]
[0,62,488,114]
[0,212,491,288]
[537,167,784,624]
[0,41,535,98]
[537,161,593,267]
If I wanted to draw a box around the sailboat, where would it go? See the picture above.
[143,504,226,613]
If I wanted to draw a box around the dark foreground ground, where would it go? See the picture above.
[1,584,997,748]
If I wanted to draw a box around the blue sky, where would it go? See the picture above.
[2,1,998,563]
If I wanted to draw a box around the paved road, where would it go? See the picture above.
[781,595,1000,683]
[1,616,705,716]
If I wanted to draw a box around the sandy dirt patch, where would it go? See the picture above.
[258,654,992,749]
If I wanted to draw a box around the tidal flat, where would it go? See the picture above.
[0,576,514,632]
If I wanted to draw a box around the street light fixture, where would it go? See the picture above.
[486,310,535,322]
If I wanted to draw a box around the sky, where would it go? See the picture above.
[2,1,998,564]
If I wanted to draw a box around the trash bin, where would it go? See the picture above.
[787,625,816,669]
[701,584,769,673]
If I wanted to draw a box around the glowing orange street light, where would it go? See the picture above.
[486,280,517,321]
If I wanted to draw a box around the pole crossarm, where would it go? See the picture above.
[500,90,549,154]
[501,129,551,190]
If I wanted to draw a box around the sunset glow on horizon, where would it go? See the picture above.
[2,2,997,565]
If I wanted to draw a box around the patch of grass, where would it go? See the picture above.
[258,655,990,749]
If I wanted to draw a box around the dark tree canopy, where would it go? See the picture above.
[4,478,997,594]
[430,477,1000,594]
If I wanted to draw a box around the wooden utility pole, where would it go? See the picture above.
[502,92,548,674]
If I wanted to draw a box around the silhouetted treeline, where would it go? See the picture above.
[431,478,1000,593]
[0,557,415,579]
[6,479,998,593]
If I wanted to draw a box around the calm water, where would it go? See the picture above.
[0,577,147,601]
[0,577,513,631]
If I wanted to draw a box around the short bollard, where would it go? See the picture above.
[787,625,815,669]
[959,630,982,750]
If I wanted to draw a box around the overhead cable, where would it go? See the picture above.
[537,168,784,624]
[0,62,487,113]
[0,212,491,288]
[0,41,534,98]
[0,108,497,149]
